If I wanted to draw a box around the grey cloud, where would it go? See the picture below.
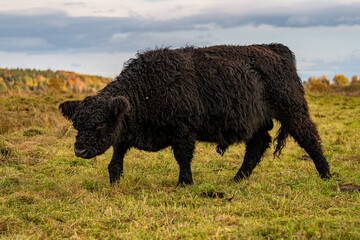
[0,3,359,52]
[109,32,211,51]
[299,51,360,79]
[63,1,87,6]
[0,37,50,50]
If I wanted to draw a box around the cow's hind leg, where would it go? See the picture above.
[283,113,331,179]
[234,131,272,182]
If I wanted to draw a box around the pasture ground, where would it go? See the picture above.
[0,92,359,239]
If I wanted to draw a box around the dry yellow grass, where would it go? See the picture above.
[0,92,359,239]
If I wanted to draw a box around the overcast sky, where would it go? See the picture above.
[1,0,360,80]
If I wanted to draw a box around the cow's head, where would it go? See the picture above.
[59,95,130,159]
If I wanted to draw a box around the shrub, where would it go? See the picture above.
[333,75,350,87]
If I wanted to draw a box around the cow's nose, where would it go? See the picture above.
[75,148,87,157]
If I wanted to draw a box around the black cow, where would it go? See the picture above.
[59,44,331,186]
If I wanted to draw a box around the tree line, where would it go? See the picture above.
[303,74,360,95]
[1,67,359,96]
[0,68,112,93]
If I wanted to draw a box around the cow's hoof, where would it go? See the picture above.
[234,173,248,183]
[176,178,193,187]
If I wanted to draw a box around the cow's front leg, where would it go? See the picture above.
[108,144,129,186]
[172,136,195,187]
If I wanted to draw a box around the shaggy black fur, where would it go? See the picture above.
[59,43,331,186]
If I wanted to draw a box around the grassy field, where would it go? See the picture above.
[0,92,359,239]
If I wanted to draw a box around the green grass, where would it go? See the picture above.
[0,92,360,239]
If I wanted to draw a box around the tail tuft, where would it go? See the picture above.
[274,124,289,158]
[216,144,228,156]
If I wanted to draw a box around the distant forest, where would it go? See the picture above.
[0,68,112,93]
[303,74,360,96]
[1,67,359,96]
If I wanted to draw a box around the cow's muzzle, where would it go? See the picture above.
[74,148,88,158]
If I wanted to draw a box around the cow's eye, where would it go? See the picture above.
[96,124,105,131]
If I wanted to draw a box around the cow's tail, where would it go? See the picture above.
[273,123,289,158]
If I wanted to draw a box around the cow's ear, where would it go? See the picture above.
[108,96,130,118]
[59,100,81,120]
